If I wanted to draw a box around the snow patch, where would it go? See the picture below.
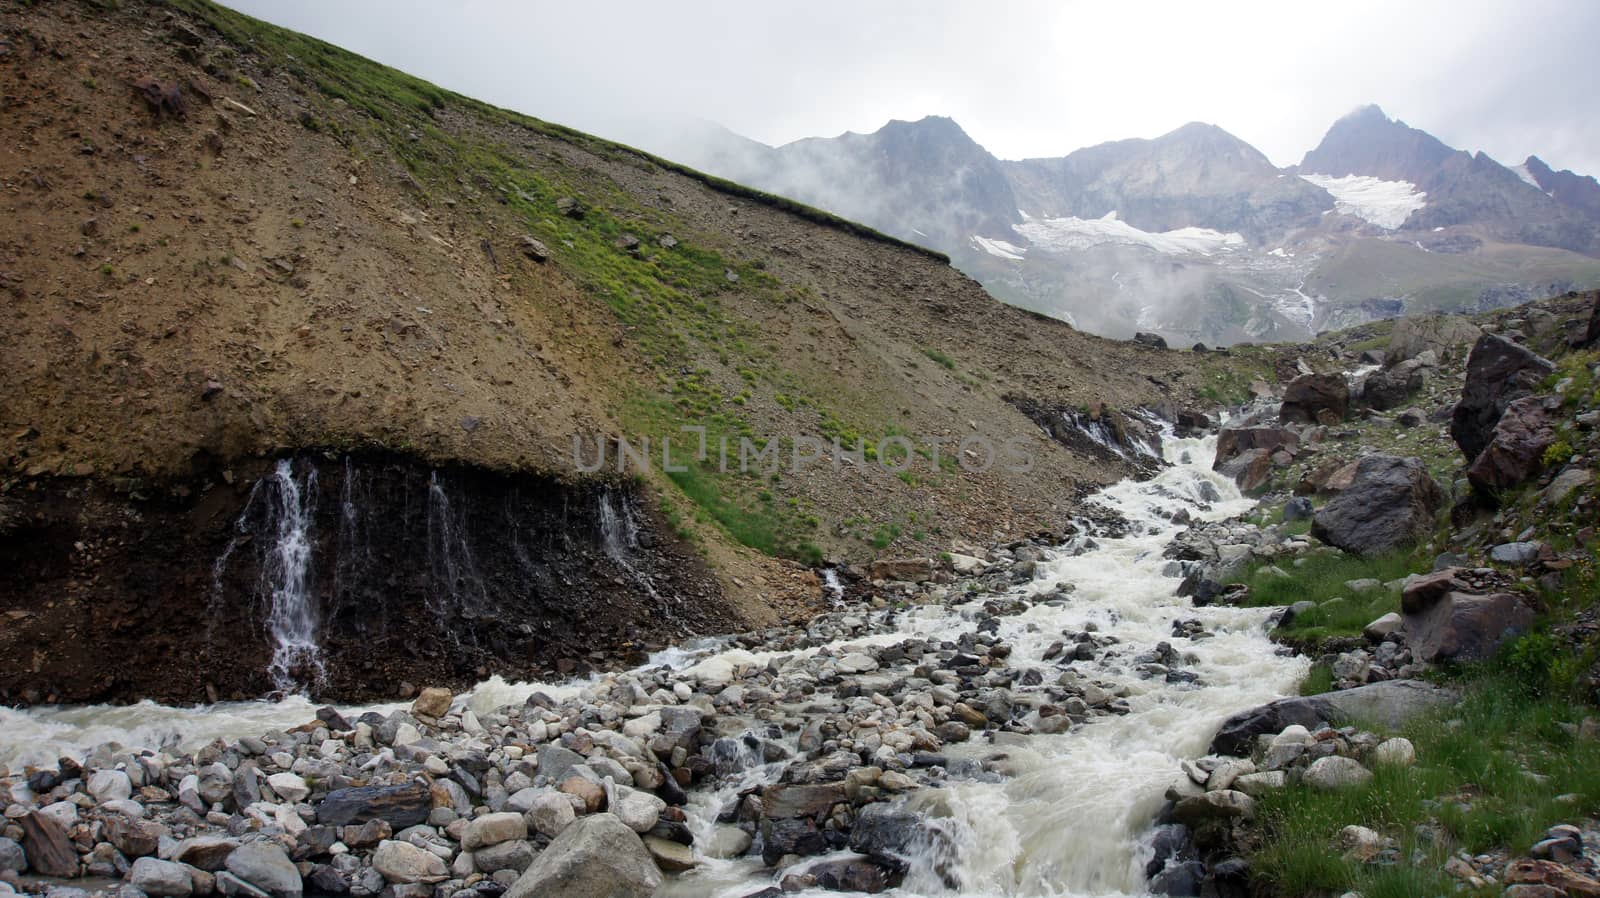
[1300,173,1426,230]
[1268,247,1289,258]
[1511,163,1541,190]
[972,235,1026,261]
[1015,210,1246,256]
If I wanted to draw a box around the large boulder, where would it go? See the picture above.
[1214,428,1299,468]
[129,858,195,897]
[1310,455,1443,557]
[1388,314,1482,365]
[1216,448,1273,493]
[1280,373,1349,424]
[1209,680,1454,756]
[1466,396,1557,494]
[1360,364,1423,411]
[504,813,660,898]
[1403,589,1535,664]
[868,558,934,583]
[1450,335,1554,462]
[759,782,848,865]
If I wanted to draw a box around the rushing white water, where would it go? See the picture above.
[0,430,1303,898]
[663,428,1304,898]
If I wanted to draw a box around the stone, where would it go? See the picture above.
[1338,825,1384,862]
[105,816,163,858]
[705,826,752,859]
[1133,331,1168,349]
[314,783,431,828]
[1172,790,1255,826]
[642,835,696,873]
[19,810,76,877]
[518,237,549,263]
[1504,859,1600,897]
[462,812,526,850]
[536,745,586,783]
[526,792,575,837]
[1214,428,1299,468]
[1216,448,1273,493]
[503,814,660,898]
[472,840,534,875]
[1361,366,1424,411]
[1282,497,1314,522]
[1280,373,1349,425]
[1304,756,1372,790]
[130,858,194,897]
[410,688,452,719]
[1231,771,1287,796]
[1405,591,1535,664]
[1210,680,1454,755]
[1451,334,1555,462]
[836,652,879,674]
[1468,396,1556,493]
[0,837,23,874]
[610,786,665,834]
[1490,541,1544,564]
[1388,314,1482,365]
[173,836,241,871]
[223,842,301,898]
[265,774,309,804]
[1546,468,1594,505]
[1370,737,1416,767]
[869,558,934,582]
[89,770,134,803]
[370,841,448,884]
[1310,455,1443,557]
[1363,612,1403,642]
[788,857,899,893]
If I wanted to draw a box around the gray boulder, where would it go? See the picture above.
[1404,591,1535,664]
[1450,334,1554,462]
[1311,455,1443,557]
[224,842,302,898]
[1467,396,1556,494]
[1280,373,1349,424]
[0,837,23,874]
[1210,680,1454,756]
[129,858,195,897]
[1388,314,1482,364]
[504,814,659,898]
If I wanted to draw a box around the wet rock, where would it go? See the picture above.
[1280,373,1348,424]
[315,783,431,828]
[642,835,696,873]
[1450,334,1554,462]
[130,858,194,897]
[371,840,448,884]
[224,842,301,898]
[1303,756,1372,790]
[1310,455,1443,557]
[504,813,659,898]
[1213,428,1298,468]
[1404,591,1535,664]
[1172,790,1255,826]
[788,857,899,893]
[1467,396,1556,493]
[1216,449,1272,493]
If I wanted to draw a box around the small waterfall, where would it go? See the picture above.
[599,489,681,626]
[426,471,490,633]
[820,568,845,606]
[259,460,324,691]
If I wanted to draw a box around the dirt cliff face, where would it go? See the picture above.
[0,0,1237,702]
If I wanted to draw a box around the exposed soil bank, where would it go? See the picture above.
[0,453,735,706]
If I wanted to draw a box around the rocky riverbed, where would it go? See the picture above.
[0,429,1316,898]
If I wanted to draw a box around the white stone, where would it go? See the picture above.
[88,770,133,803]
[526,792,575,838]
[129,857,194,897]
[1370,737,1416,767]
[266,773,309,804]
[609,786,665,833]
[371,840,448,884]
[462,812,526,850]
[1304,756,1373,790]
[835,653,879,674]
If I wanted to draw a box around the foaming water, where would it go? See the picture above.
[666,429,1304,897]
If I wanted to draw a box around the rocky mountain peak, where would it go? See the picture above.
[1298,104,1457,183]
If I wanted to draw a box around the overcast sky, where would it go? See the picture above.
[223,0,1600,176]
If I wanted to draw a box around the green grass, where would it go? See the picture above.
[1233,551,1418,642]
[920,347,956,370]
[1253,665,1600,897]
